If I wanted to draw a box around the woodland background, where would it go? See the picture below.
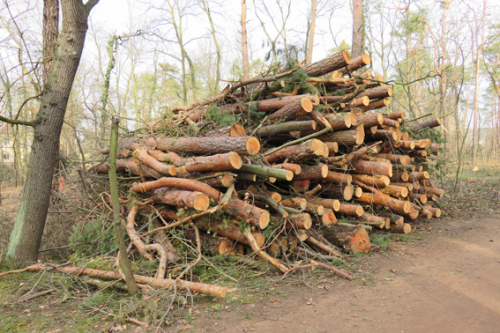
[0,0,499,189]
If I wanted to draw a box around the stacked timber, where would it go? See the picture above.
[90,50,443,280]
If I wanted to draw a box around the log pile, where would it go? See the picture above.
[88,50,444,296]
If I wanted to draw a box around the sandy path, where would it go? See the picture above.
[192,214,500,333]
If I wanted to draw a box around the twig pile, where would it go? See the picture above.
[83,50,443,296]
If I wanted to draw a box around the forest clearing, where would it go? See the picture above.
[1,0,500,332]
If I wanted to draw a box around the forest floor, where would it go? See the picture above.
[0,165,499,333]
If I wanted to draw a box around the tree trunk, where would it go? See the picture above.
[295,163,328,180]
[306,0,317,65]
[42,0,59,86]
[156,189,210,211]
[6,0,99,267]
[264,139,325,163]
[323,170,352,186]
[255,120,317,137]
[143,136,260,156]
[357,86,392,99]
[302,50,352,77]
[108,118,139,294]
[241,0,249,80]
[266,97,313,123]
[338,54,370,75]
[351,0,364,59]
[350,160,393,177]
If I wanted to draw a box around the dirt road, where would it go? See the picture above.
[192,214,500,333]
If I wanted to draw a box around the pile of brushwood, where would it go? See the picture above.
[4,50,444,300]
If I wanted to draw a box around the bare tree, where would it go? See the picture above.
[241,0,249,80]
[5,0,99,267]
[352,0,364,58]
[306,0,317,64]
[198,0,221,96]
[469,0,486,166]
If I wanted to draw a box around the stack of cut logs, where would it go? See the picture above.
[90,50,444,295]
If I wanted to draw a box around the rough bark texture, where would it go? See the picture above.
[295,163,328,180]
[6,0,99,267]
[302,50,352,77]
[266,97,313,123]
[338,54,370,75]
[143,136,259,156]
[306,0,317,64]
[255,120,316,137]
[129,177,221,202]
[317,129,364,147]
[310,198,340,212]
[241,0,249,80]
[203,124,246,137]
[350,160,393,177]
[351,0,364,59]
[352,174,390,187]
[323,171,352,186]
[42,0,59,86]
[356,112,384,128]
[356,192,411,214]
[264,139,324,163]
[156,189,210,211]
[357,86,393,99]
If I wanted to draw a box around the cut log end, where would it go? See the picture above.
[221,174,234,187]
[285,170,294,181]
[354,186,363,198]
[342,49,352,65]
[230,152,243,169]
[320,164,329,178]
[361,53,371,65]
[168,165,177,176]
[253,233,266,247]
[344,114,352,128]
[246,137,261,156]
[403,201,411,214]
[355,205,364,217]
[218,239,235,255]
[311,139,326,156]
[390,223,411,234]
[332,199,341,212]
[259,210,270,230]
[355,131,365,146]
[193,193,210,211]
[344,185,354,201]
[301,97,313,112]
[230,124,247,137]
[350,226,371,253]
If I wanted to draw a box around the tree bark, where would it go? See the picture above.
[350,160,393,177]
[255,120,317,137]
[266,97,313,123]
[302,50,352,77]
[264,139,325,164]
[306,0,317,65]
[108,118,139,294]
[42,0,59,86]
[6,0,100,267]
[352,0,364,59]
[143,136,260,156]
[241,0,249,80]
[338,54,370,75]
